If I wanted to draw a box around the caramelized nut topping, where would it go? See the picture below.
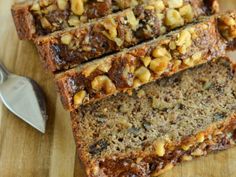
[91,75,116,94]
[57,0,68,10]
[153,0,165,12]
[126,11,139,30]
[70,0,84,15]
[102,18,118,40]
[152,47,171,59]
[68,15,80,26]
[135,66,151,83]
[74,90,86,105]
[154,140,165,157]
[141,56,151,67]
[61,33,73,45]
[165,9,184,29]
[149,57,170,74]
[179,4,194,22]
[167,0,183,8]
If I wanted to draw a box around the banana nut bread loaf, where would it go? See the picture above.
[11,0,218,40]
[56,11,236,111]
[35,0,218,72]
[71,58,236,177]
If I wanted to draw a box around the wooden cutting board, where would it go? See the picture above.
[0,1,236,177]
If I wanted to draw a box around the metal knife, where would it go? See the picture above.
[0,62,47,133]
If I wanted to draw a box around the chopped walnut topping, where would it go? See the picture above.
[68,15,80,26]
[196,132,205,143]
[152,47,171,59]
[61,33,73,45]
[70,0,84,15]
[40,17,52,29]
[31,3,41,11]
[57,0,68,10]
[154,140,165,157]
[176,29,192,54]
[91,75,116,94]
[126,11,139,30]
[149,57,170,74]
[82,64,98,77]
[165,9,184,29]
[74,90,86,106]
[135,66,151,83]
[152,0,165,12]
[167,0,183,8]
[179,4,194,22]
[141,56,151,67]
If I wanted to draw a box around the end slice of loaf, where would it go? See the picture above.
[71,58,236,177]
[35,0,218,72]
[56,11,236,111]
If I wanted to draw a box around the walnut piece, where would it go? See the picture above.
[152,46,171,59]
[40,17,52,29]
[176,29,192,54]
[149,57,170,74]
[179,4,194,22]
[167,0,183,8]
[154,140,165,157]
[70,0,84,15]
[135,66,151,83]
[165,9,184,29]
[82,64,98,77]
[196,132,205,143]
[74,90,86,105]
[91,75,116,94]
[126,11,139,30]
[31,3,41,11]
[57,0,68,10]
[68,15,80,26]
[61,33,73,45]
[141,56,151,67]
[153,0,165,12]
[102,18,118,40]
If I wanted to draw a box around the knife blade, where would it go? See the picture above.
[0,62,47,133]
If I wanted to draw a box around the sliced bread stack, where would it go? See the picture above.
[11,0,236,176]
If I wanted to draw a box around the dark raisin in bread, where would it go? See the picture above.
[35,0,218,72]
[71,58,236,177]
[56,11,236,111]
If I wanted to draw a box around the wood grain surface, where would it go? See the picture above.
[0,1,236,177]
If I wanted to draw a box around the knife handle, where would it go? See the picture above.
[0,62,9,84]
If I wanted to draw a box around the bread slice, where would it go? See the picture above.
[35,0,218,72]
[12,0,218,41]
[56,11,236,111]
[10,0,139,40]
[71,58,236,177]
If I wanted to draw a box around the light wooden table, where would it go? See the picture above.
[0,1,236,177]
